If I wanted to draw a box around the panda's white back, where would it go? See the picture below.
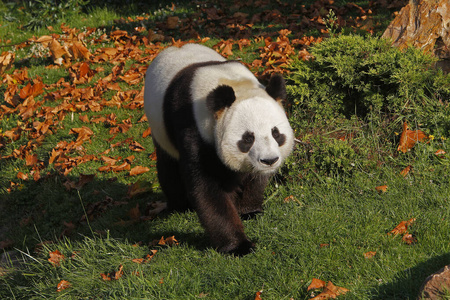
[144,44,226,158]
[144,44,265,159]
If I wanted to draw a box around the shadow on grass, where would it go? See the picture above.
[371,252,450,299]
[0,172,209,254]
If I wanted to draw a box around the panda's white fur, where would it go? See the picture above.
[144,44,294,173]
[143,44,294,255]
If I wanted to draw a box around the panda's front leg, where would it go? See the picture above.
[179,134,254,255]
[238,174,269,219]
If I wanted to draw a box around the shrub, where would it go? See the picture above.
[284,34,450,179]
[287,34,450,133]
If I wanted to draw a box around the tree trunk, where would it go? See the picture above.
[382,0,450,72]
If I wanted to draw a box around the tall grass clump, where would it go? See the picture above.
[285,34,450,180]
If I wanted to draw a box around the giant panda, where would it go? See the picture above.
[144,44,294,255]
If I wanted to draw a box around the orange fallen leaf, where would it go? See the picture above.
[132,250,158,264]
[149,151,157,161]
[130,166,150,176]
[48,250,65,266]
[56,280,71,292]
[364,251,377,259]
[152,236,179,246]
[307,278,326,291]
[397,122,428,153]
[0,51,15,75]
[435,149,446,156]
[100,264,123,281]
[142,127,152,138]
[311,281,350,300]
[388,218,416,236]
[68,41,91,60]
[375,185,387,193]
[17,172,28,180]
[400,165,412,177]
[402,233,417,245]
[49,38,71,65]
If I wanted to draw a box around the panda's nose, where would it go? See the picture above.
[260,157,279,166]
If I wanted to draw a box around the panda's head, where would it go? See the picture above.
[207,75,294,174]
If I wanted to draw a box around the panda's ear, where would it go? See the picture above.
[206,85,236,117]
[265,74,286,101]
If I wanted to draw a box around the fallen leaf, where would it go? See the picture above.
[57,280,71,292]
[397,122,428,153]
[49,38,71,65]
[255,289,263,300]
[402,233,417,245]
[142,127,152,138]
[375,185,387,193]
[311,281,350,300]
[388,218,416,236]
[127,180,152,198]
[130,166,150,176]
[400,165,412,177]
[101,264,123,281]
[307,278,326,291]
[364,251,377,259]
[0,51,15,75]
[132,250,158,264]
[17,172,28,180]
[435,149,446,156]
[48,250,65,266]
[152,236,179,247]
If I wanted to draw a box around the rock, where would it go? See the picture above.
[382,0,450,72]
[418,265,450,299]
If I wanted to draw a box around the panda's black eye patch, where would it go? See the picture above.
[237,131,255,153]
[272,127,286,146]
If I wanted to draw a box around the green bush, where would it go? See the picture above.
[5,0,90,29]
[287,34,450,133]
[284,34,450,179]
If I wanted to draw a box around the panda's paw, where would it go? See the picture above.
[219,239,255,256]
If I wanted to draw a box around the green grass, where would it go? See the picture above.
[2,0,450,299]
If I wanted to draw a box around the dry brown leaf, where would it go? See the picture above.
[68,41,91,60]
[0,51,15,75]
[131,250,158,264]
[402,233,417,245]
[49,38,71,65]
[311,281,350,300]
[388,218,416,236]
[375,185,388,193]
[100,264,123,281]
[142,127,152,138]
[397,122,428,153]
[130,166,150,176]
[255,290,263,300]
[56,280,71,292]
[307,278,326,291]
[48,250,65,266]
[435,149,446,157]
[364,251,377,259]
[17,172,28,180]
[400,165,412,177]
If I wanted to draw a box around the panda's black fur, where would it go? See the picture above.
[144,44,294,255]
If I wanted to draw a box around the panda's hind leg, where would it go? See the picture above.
[153,140,190,212]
